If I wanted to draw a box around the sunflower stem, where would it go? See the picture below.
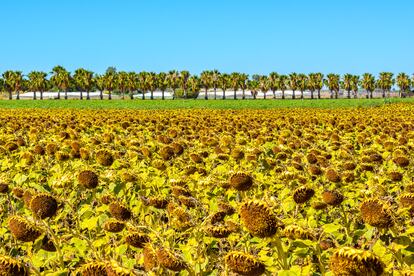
[273,235,288,270]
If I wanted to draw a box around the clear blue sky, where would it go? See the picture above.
[0,0,412,75]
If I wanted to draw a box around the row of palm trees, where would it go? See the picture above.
[0,66,412,100]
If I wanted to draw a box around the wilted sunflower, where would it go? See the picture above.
[229,172,254,191]
[41,235,56,252]
[103,219,125,233]
[322,190,344,206]
[283,225,315,241]
[96,149,114,166]
[311,201,328,210]
[8,216,42,242]
[329,247,384,275]
[125,232,150,248]
[0,255,28,275]
[12,187,24,199]
[205,225,232,238]
[325,168,341,183]
[239,200,278,237]
[293,187,315,204]
[109,201,132,221]
[77,261,108,276]
[393,156,410,167]
[156,248,187,272]
[225,251,265,276]
[360,199,394,228]
[399,193,414,209]
[105,260,134,276]
[78,170,99,189]
[29,193,58,219]
[0,183,9,194]
[143,244,158,271]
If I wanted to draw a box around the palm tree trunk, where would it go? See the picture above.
[122,91,125,100]
[65,90,68,100]
[40,91,43,100]
[301,91,304,99]
[142,90,145,100]
[100,90,103,100]
[162,90,165,100]
[214,87,217,100]
[130,92,134,100]
[335,91,338,99]
[264,92,267,99]
[86,91,90,100]
[108,91,112,100]
[310,91,314,99]
[80,91,83,100]
[234,89,237,100]
[253,91,257,100]
[282,90,285,99]
[184,89,187,99]
[8,92,12,100]
[370,91,373,99]
[242,89,245,100]
[273,90,276,99]
[222,90,226,100]
[317,89,321,99]
[347,90,350,99]
[57,91,61,100]
[150,91,154,100]
[16,91,20,100]
[172,89,176,100]
[33,91,36,100]
[382,90,385,98]
[292,90,295,99]
[330,90,333,99]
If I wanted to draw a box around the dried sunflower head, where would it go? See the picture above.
[284,225,315,241]
[0,255,28,275]
[293,187,315,204]
[156,248,187,272]
[239,200,278,237]
[205,225,232,238]
[360,199,394,228]
[77,261,107,276]
[225,251,265,276]
[78,170,99,189]
[125,232,150,248]
[322,190,344,206]
[8,216,42,242]
[143,244,158,271]
[329,247,384,276]
[109,201,132,221]
[103,219,125,233]
[96,149,114,166]
[29,193,58,219]
[399,193,414,209]
[229,172,254,191]
[0,183,9,194]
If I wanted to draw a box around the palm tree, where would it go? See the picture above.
[361,73,376,99]
[73,68,94,100]
[117,71,129,100]
[351,75,360,98]
[308,73,324,99]
[2,71,23,100]
[157,72,168,100]
[94,74,105,100]
[377,72,394,98]
[0,78,4,98]
[138,72,149,100]
[103,69,117,100]
[230,72,240,100]
[258,75,270,99]
[200,70,211,100]
[325,73,340,99]
[248,79,259,99]
[146,72,157,100]
[167,70,179,100]
[28,71,48,100]
[278,75,289,99]
[396,73,411,97]
[179,70,190,99]
[297,74,308,99]
[268,72,279,99]
[127,72,138,100]
[218,73,230,99]
[187,76,201,99]
[239,73,249,100]
[289,73,299,99]
[50,66,70,100]
[342,74,353,99]
[211,69,220,100]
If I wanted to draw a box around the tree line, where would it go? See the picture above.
[0,66,412,100]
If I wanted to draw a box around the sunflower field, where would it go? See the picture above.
[0,105,413,275]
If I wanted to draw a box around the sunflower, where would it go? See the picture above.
[329,247,384,275]
[239,200,278,237]
[8,216,42,242]
[360,199,394,228]
[225,251,265,276]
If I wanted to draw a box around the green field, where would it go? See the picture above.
[0,98,413,109]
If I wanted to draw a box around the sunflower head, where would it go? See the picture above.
[109,201,132,221]
[205,225,232,238]
[311,201,328,210]
[0,183,9,194]
[225,251,265,276]
[143,244,158,271]
[284,225,315,241]
[293,187,315,204]
[360,199,394,228]
[29,193,58,219]
[239,200,278,237]
[12,187,24,199]
[125,232,150,248]
[77,261,107,276]
[229,172,254,191]
[78,170,99,189]
[322,190,344,206]
[0,255,28,275]
[399,193,414,209]
[96,149,114,166]
[326,168,341,183]
[41,235,56,252]
[329,247,384,276]
[103,219,125,233]
[8,216,42,242]
[156,248,187,272]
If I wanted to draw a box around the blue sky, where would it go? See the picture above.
[0,0,412,75]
